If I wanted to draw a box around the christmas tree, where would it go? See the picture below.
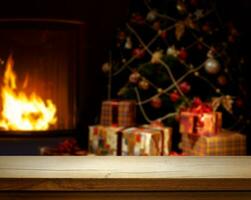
[102,0,249,149]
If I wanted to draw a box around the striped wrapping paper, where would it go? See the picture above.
[100,100,136,127]
[180,130,246,156]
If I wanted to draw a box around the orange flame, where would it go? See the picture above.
[0,55,57,131]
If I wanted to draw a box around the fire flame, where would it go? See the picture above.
[0,55,57,131]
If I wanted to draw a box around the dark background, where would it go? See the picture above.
[0,0,250,151]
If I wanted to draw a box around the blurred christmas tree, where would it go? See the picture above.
[102,0,249,134]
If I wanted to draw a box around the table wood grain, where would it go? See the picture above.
[0,156,251,192]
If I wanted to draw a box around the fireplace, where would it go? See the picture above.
[0,19,86,154]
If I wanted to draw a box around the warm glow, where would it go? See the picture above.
[0,55,57,131]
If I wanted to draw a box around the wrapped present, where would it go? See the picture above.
[100,100,136,126]
[89,125,123,155]
[179,99,222,136]
[121,126,172,156]
[180,130,246,156]
[179,111,222,136]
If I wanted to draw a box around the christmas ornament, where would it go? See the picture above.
[151,97,162,109]
[146,10,158,22]
[176,0,187,14]
[194,71,200,76]
[178,48,188,61]
[138,80,150,90]
[215,88,221,93]
[157,88,163,94]
[179,81,191,93]
[125,37,132,49]
[102,62,112,73]
[151,50,163,64]
[204,58,221,74]
[132,48,145,59]
[159,30,167,39]
[170,91,180,102]
[192,97,202,107]
[129,72,141,84]
[167,46,179,57]
[217,75,228,86]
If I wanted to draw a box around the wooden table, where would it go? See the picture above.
[0,156,251,200]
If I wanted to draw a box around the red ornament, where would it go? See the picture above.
[179,81,191,93]
[132,48,145,59]
[170,91,180,102]
[178,48,188,61]
[160,30,167,39]
[217,75,228,86]
[151,97,162,109]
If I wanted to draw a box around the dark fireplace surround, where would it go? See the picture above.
[0,19,88,155]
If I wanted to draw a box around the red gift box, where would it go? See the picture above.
[179,99,222,136]
[179,111,222,136]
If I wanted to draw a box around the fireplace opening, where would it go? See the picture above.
[0,19,86,153]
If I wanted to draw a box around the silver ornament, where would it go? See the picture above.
[204,58,221,74]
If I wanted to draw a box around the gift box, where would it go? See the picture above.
[179,111,222,136]
[180,130,246,156]
[88,125,123,155]
[121,126,172,156]
[100,100,136,127]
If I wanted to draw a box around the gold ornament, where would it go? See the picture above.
[157,88,163,94]
[102,62,112,73]
[151,50,163,64]
[176,0,187,14]
[138,80,150,90]
[167,45,179,57]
